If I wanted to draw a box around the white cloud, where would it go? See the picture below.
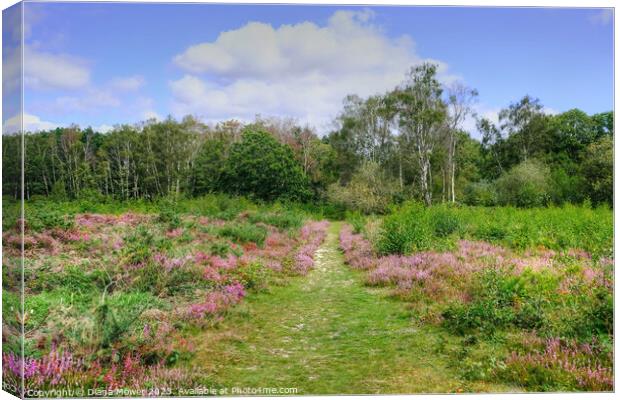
[52,89,121,113]
[94,124,114,133]
[543,106,559,116]
[24,46,90,90]
[460,105,501,139]
[3,44,21,94]
[171,10,454,132]
[109,75,145,91]
[142,110,161,120]
[173,10,412,80]
[3,113,118,134]
[589,9,613,26]
[3,112,61,133]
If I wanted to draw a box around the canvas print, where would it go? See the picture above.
[1,1,614,397]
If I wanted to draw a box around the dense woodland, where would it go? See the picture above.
[2,63,613,210]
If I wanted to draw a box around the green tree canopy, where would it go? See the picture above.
[221,128,311,201]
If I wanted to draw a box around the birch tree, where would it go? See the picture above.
[445,82,478,202]
[394,63,446,206]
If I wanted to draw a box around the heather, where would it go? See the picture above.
[339,214,613,391]
[2,196,329,396]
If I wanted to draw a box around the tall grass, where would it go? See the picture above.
[377,202,612,259]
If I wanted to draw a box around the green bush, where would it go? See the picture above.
[463,181,497,206]
[24,204,74,232]
[442,269,539,335]
[157,200,182,229]
[582,136,612,206]
[122,225,169,265]
[228,262,272,290]
[432,209,461,238]
[345,211,366,234]
[377,203,434,254]
[221,129,311,201]
[248,210,304,230]
[495,160,550,207]
[377,203,612,259]
[209,240,241,257]
[96,291,163,348]
[215,222,268,246]
[327,161,399,214]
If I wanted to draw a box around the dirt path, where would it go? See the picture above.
[187,221,512,394]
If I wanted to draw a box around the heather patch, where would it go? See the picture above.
[340,221,613,391]
[3,199,328,395]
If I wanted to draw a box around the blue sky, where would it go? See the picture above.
[3,3,614,135]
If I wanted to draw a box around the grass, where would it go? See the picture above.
[183,222,516,394]
[340,204,613,392]
[377,202,613,258]
[2,195,335,396]
[1,194,613,394]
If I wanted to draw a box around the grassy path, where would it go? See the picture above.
[187,221,512,394]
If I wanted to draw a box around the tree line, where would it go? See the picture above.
[2,63,613,210]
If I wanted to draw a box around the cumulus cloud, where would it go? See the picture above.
[2,113,118,134]
[93,124,114,133]
[174,10,415,79]
[24,46,90,90]
[142,110,161,120]
[109,75,145,91]
[3,42,21,93]
[171,10,453,132]
[3,112,61,133]
[51,89,121,113]
[461,105,501,140]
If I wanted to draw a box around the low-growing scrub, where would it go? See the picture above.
[340,214,613,391]
[377,202,612,259]
[2,196,330,395]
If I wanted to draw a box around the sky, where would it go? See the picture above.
[2,2,614,136]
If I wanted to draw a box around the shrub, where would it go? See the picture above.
[215,222,268,247]
[441,269,547,335]
[228,262,271,290]
[122,225,169,266]
[96,291,162,348]
[208,240,241,257]
[157,198,182,229]
[327,161,399,214]
[248,210,304,230]
[377,203,433,254]
[463,181,497,206]
[582,136,613,206]
[431,208,461,238]
[495,160,550,207]
[345,211,366,234]
[24,204,74,232]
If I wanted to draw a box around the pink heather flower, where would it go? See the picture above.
[202,267,223,282]
[294,253,314,274]
[210,255,237,270]
[65,231,90,242]
[224,282,246,301]
[194,251,210,264]
[166,228,183,238]
[142,324,151,339]
[265,260,282,271]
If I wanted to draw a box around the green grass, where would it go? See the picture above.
[183,222,516,394]
[378,202,613,258]
[214,222,268,246]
